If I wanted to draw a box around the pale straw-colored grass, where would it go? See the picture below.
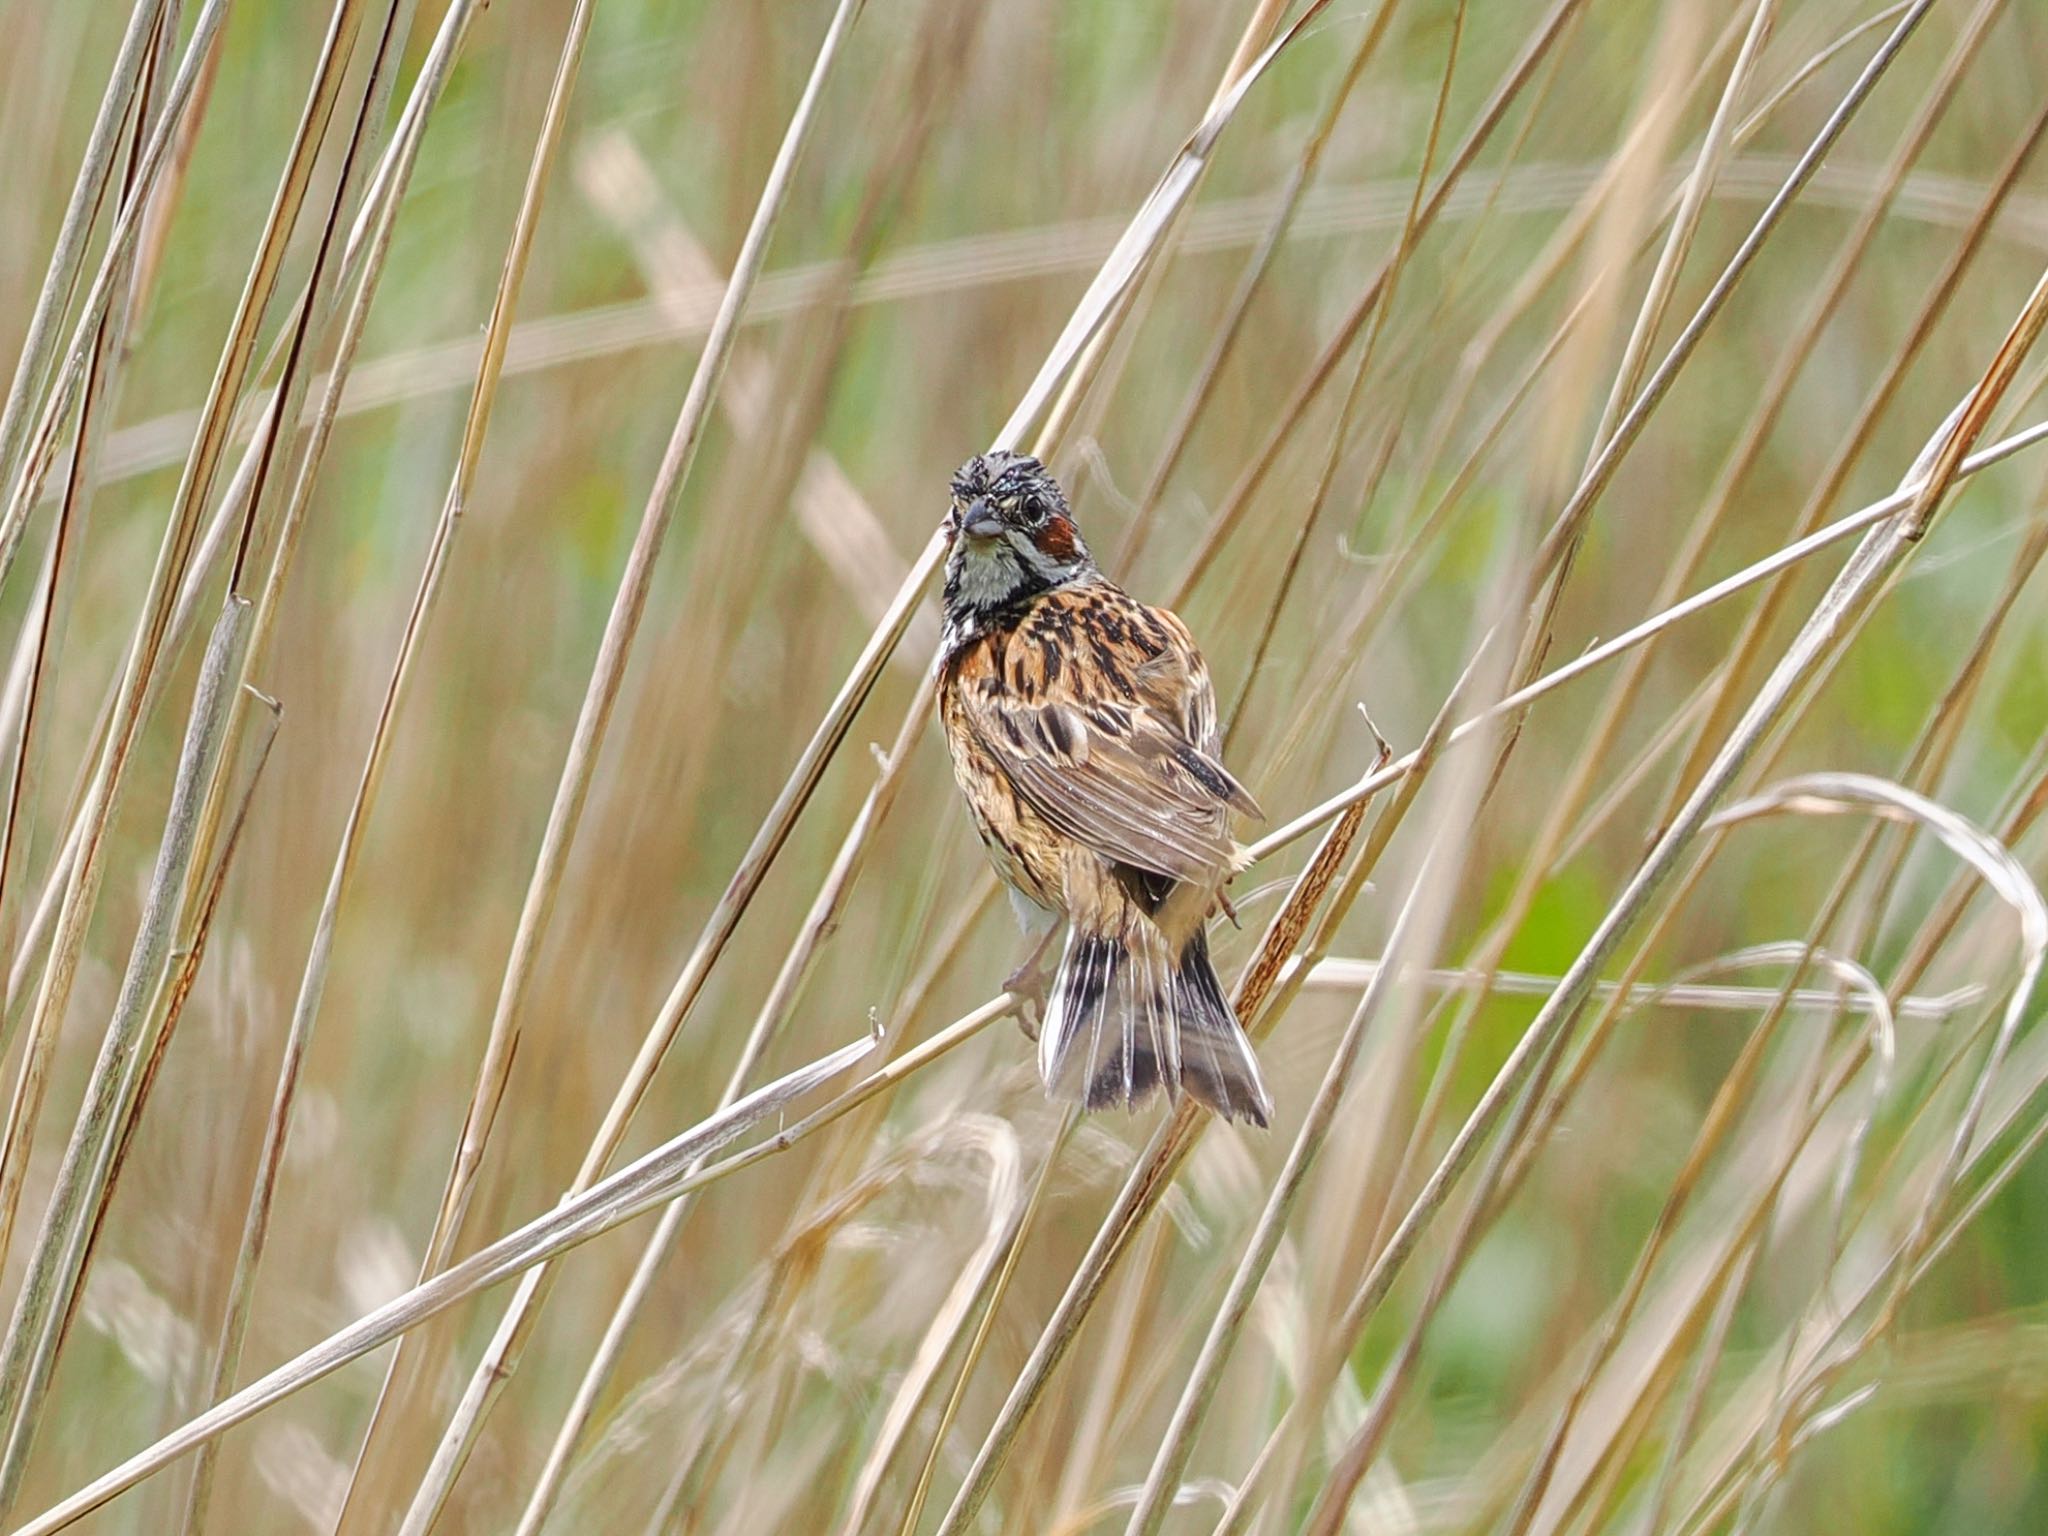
[3,2,2048,1533]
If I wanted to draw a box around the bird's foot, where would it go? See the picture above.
[1013,994,1042,1043]
[1005,930,1060,1041]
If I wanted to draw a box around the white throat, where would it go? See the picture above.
[951,539,1028,609]
[940,521,1097,661]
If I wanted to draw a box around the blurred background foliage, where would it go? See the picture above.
[4,0,2048,1532]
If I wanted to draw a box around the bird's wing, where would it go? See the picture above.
[951,584,1258,885]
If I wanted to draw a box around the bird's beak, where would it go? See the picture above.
[959,498,1003,541]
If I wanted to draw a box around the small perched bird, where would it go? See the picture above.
[935,450,1272,1125]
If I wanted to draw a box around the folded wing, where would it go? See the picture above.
[956,587,1258,885]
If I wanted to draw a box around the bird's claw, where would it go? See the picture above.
[1005,941,1057,1042]
[1012,991,1042,1043]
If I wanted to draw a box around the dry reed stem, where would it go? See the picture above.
[8,1016,903,1535]
[0,8,386,1514]
[159,1,535,1528]
[2,0,427,1499]
[1124,574,1501,1534]
[0,0,237,1271]
[0,0,167,542]
[1301,959,1977,1023]
[1245,408,2048,867]
[7,5,2048,1532]
[1301,254,2048,1531]
[1659,0,2018,820]
[400,1,1331,1521]
[19,398,2045,1528]
[348,2,873,1525]
[1509,465,2048,1530]
[68,156,2048,505]
[509,688,936,1534]
[1171,0,1591,602]
[0,594,247,1506]
[304,3,615,1525]
[0,7,181,999]
[1703,775,2044,1530]
[1590,0,1776,454]
[1493,0,1938,808]
[928,387,2048,1526]
[576,131,938,662]
[1282,35,2032,1515]
[1116,0,1404,575]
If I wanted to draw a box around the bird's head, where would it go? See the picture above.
[942,451,1095,647]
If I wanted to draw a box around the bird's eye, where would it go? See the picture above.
[1022,496,1049,528]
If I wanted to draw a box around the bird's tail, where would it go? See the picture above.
[1040,923,1272,1126]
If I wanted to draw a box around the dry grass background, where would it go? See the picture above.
[3,0,2048,1531]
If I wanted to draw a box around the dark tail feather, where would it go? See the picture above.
[1040,927,1272,1127]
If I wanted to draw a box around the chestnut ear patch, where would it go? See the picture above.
[1035,516,1077,562]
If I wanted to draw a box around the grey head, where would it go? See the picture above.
[941,451,1097,652]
